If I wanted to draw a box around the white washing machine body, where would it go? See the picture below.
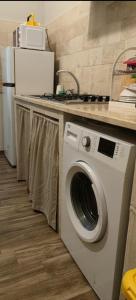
[61,122,136,300]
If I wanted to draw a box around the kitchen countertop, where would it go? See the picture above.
[14,95,136,131]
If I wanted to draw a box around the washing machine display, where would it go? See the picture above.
[61,122,136,300]
[98,137,116,158]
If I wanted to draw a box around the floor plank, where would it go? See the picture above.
[0,153,98,300]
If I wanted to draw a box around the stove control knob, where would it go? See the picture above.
[82,136,91,148]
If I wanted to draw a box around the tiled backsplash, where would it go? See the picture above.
[47,1,136,98]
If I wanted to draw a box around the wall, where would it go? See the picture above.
[0,1,44,23]
[45,1,136,97]
[0,1,44,150]
[1,1,136,149]
[44,1,81,25]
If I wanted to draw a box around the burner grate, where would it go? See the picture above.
[29,94,110,103]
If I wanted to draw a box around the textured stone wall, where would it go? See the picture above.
[47,1,136,98]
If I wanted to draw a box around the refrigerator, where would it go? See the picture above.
[2,47,54,166]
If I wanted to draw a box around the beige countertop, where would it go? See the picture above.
[14,95,136,131]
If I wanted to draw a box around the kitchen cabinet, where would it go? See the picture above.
[14,95,136,293]
[123,161,136,269]
[0,94,3,151]
[29,112,59,230]
[119,162,136,300]
[14,99,65,231]
[15,104,31,181]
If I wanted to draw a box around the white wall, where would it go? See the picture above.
[0,1,44,24]
[44,1,81,25]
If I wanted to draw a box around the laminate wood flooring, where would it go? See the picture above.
[0,153,98,300]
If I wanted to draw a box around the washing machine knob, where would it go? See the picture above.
[82,136,91,148]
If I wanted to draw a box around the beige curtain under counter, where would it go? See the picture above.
[16,105,30,181]
[29,113,59,230]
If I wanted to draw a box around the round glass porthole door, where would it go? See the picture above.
[71,172,99,231]
[66,161,107,243]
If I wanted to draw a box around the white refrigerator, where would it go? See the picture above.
[2,47,54,166]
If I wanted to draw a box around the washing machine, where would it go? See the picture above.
[61,122,136,300]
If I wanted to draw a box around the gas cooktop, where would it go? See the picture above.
[29,94,110,104]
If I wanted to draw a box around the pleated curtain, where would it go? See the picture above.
[29,113,59,230]
[16,105,30,181]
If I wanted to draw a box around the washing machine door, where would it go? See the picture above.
[66,161,107,243]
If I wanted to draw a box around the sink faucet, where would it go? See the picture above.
[56,70,80,95]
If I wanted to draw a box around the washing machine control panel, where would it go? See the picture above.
[80,131,123,160]
[82,136,91,148]
[80,132,98,153]
[65,122,134,172]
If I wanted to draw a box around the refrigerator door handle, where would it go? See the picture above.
[3,83,15,87]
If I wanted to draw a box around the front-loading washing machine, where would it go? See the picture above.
[61,122,136,300]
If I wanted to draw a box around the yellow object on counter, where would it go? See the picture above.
[122,269,136,300]
[121,75,136,88]
[25,14,40,26]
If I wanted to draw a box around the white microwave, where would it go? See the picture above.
[13,24,46,50]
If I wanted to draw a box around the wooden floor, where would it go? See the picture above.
[0,153,98,300]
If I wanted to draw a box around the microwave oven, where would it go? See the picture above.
[13,24,46,50]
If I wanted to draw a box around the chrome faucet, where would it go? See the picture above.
[56,70,80,95]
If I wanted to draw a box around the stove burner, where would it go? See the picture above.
[41,93,79,101]
[30,93,110,103]
[79,95,110,102]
